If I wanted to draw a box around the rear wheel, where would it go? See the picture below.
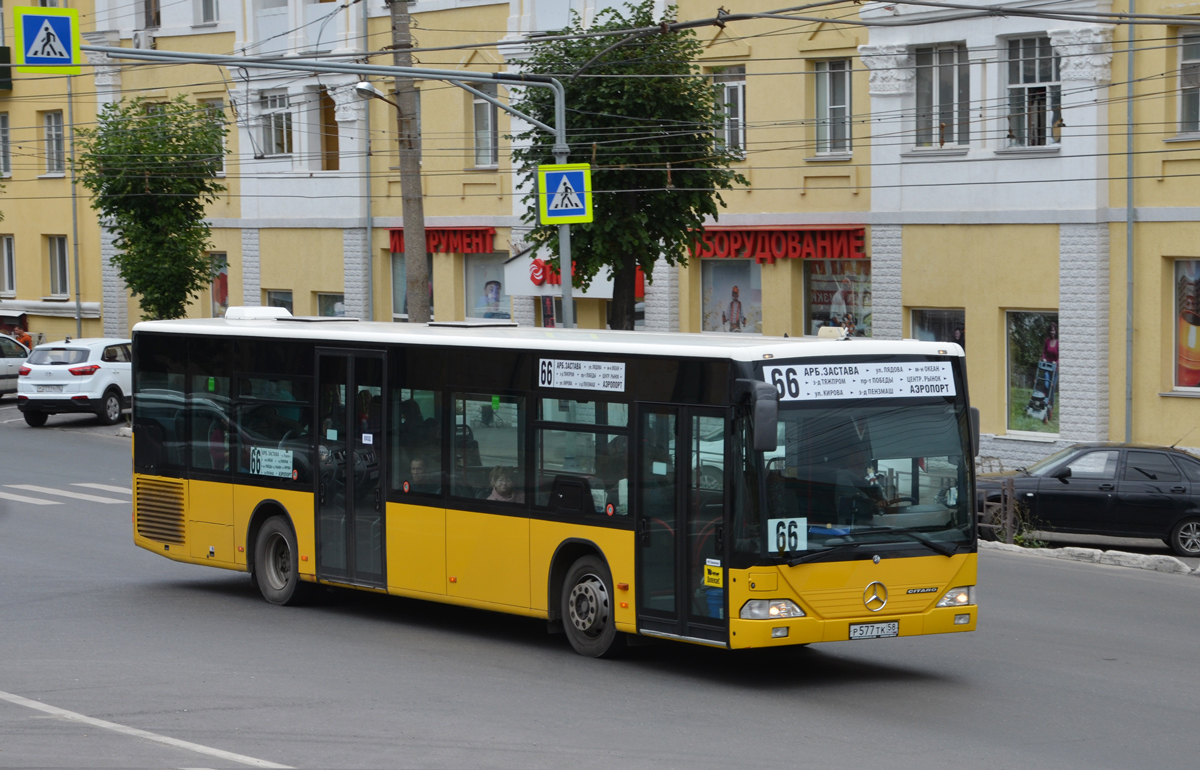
[253,517,312,605]
[1168,518,1200,558]
[23,410,47,427]
[96,389,123,425]
[561,555,625,658]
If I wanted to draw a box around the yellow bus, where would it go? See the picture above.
[131,308,978,657]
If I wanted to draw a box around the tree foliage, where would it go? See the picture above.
[76,95,227,320]
[509,1,747,329]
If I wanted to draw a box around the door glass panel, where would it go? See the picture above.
[1064,450,1119,480]
[353,356,383,581]
[1123,451,1181,482]
[689,415,725,621]
[639,411,676,613]
[318,355,349,576]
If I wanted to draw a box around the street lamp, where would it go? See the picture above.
[355,81,399,109]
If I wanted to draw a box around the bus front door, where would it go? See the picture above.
[636,406,728,646]
[316,350,386,587]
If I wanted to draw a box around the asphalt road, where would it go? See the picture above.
[1,410,1198,769]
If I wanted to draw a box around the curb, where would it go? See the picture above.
[980,540,1199,577]
[116,426,132,438]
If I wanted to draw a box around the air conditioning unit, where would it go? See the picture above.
[132,29,156,49]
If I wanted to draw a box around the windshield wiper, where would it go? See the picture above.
[847,527,958,557]
[786,543,861,566]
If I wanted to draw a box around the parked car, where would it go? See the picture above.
[17,338,132,427]
[0,332,30,397]
[978,443,1200,557]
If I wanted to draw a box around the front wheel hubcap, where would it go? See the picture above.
[567,575,610,638]
[106,397,120,420]
[264,533,291,590]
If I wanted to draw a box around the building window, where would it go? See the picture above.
[317,89,339,171]
[142,0,160,27]
[317,292,345,317]
[805,259,871,336]
[916,45,969,147]
[465,253,511,320]
[1,235,14,296]
[1006,37,1061,147]
[210,253,228,318]
[265,289,293,314]
[473,84,498,166]
[815,60,851,153]
[0,114,10,176]
[261,92,293,156]
[713,66,746,155]
[38,0,58,6]
[198,0,217,23]
[701,259,761,334]
[44,111,64,174]
[1175,260,1200,388]
[1006,311,1059,433]
[201,99,226,175]
[391,251,433,321]
[48,236,68,297]
[912,308,965,347]
[1180,34,1200,133]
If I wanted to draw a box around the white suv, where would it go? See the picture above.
[17,338,132,427]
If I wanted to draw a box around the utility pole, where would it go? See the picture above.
[388,0,429,323]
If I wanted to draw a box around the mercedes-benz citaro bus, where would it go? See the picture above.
[131,307,978,657]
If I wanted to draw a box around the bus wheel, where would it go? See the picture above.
[254,517,311,606]
[561,556,625,658]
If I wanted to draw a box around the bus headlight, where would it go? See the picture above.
[935,586,975,607]
[740,599,806,619]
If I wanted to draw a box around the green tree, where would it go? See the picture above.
[510,1,747,329]
[76,95,227,320]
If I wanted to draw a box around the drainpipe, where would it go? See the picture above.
[1125,3,1135,443]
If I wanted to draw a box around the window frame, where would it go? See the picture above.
[1005,36,1062,148]
[1,235,13,296]
[260,91,294,157]
[47,235,68,297]
[472,84,499,167]
[0,113,10,176]
[1180,32,1200,134]
[43,111,65,174]
[712,65,747,156]
[814,59,852,154]
[915,44,970,147]
[200,99,226,175]
[198,0,218,24]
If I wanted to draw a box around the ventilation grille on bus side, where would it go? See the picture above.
[135,477,185,545]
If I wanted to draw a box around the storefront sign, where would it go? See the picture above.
[503,250,644,299]
[389,228,496,255]
[690,227,865,264]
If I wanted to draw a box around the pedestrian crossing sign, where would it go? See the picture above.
[14,7,81,75]
[537,163,593,225]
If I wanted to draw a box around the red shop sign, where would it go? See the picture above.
[690,226,865,264]
[389,227,496,255]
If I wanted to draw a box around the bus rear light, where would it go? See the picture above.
[740,599,805,619]
[69,364,101,376]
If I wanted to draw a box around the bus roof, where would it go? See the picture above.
[132,316,964,362]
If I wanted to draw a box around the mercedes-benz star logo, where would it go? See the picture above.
[863,581,888,612]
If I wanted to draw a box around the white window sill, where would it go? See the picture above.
[901,146,970,159]
[41,295,70,302]
[805,153,853,162]
[1163,134,1200,144]
[0,292,15,299]
[995,431,1060,442]
[465,165,499,172]
[1159,390,1200,398]
[38,172,65,179]
[192,21,219,28]
[994,145,1061,157]
[258,154,293,160]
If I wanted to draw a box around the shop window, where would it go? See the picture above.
[915,44,969,147]
[815,60,851,153]
[1006,37,1061,147]
[451,393,524,502]
[1174,260,1200,388]
[465,253,512,319]
[1006,310,1059,434]
[912,308,965,348]
[391,252,433,321]
[804,259,871,336]
[265,289,293,314]
[712,66,746,155]
[701,259,762,333]
[210,253,228,318]
[317,292,345,317]
[1181,34,1200,133]
[473,84,498,167]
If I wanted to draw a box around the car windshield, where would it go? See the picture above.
[27,348,88,365]
[1023,446,1079,476]
[760,400,971,557]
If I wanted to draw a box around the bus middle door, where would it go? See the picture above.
[635,406,728,646]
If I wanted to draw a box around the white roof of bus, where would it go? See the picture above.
[133,317,964,362]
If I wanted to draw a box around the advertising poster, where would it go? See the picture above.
[210,258,228,318]
[465,254,511,319]
[912,309,965,348]
[1175,260,1200,388]
[1007,311,1059,433]
[805,259,871,336]
[701,260,762,333]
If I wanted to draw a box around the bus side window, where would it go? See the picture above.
[451,394,524,502]
[390,389,443,495]
[133,333,187,473]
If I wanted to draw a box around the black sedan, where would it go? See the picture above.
[978,443,1200,557]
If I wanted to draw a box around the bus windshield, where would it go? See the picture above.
[760,399,971,558]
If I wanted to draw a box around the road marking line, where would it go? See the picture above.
[0,690,293,769]
[72,482,133,495]
[0,491,62,506]
[5,485,128,504]
[1,417,27,423]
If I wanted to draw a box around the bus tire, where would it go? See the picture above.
[253,517,311,606]
[561,555,625,658]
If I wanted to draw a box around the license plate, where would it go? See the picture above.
[849,621,899,640]
[36,385,62,393]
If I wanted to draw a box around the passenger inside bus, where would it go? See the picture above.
[410,455,441,494]
[486,466,524,503]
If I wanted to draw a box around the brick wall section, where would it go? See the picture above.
[241,229,260,306]
[100,226,126,336]
[643,256,679,332]
[343,228,368,319]
[512,296,537,326]
[870,225,902,339]
[1058,223,1110,442]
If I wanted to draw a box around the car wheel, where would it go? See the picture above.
[23,410,47,427]
[1168,518,1200,558]
[561,555,625,658]
[253,516,312,606]
[97,389,123,425]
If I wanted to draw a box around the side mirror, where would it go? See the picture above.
[735,378,778,452]
[1052,466,1072,482]
[969,407,980,459]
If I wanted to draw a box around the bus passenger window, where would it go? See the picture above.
[233,376,313,484]
[451,394,523,501]
[536,429,628,514]
[133,333,187,473]
[390,389,442,495]
[189,374,231,473]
